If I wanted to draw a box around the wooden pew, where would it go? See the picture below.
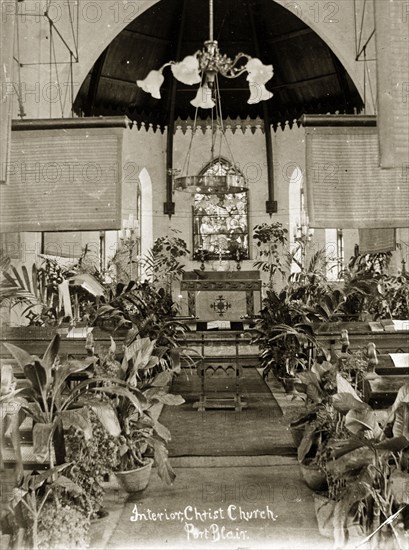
[363,375,408,408]
[314,321,409,355]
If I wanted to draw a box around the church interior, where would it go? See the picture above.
[1,1,409,548]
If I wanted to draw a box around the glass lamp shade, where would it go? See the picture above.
[136,70,164,99]
[173,173,247,194]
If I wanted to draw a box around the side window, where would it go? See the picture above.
[192,160,249,260]
[326,228,344,280]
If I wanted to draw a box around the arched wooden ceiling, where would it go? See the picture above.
[73,0,363,128]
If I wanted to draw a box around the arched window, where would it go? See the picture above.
[192,159,249,260]
[288,166,303,274]
[325,228,344,280]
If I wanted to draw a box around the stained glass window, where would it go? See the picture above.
[193,160,249,260]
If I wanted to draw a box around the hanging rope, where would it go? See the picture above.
[215,75,241,180]
[49,15,52,118]
[353,0,377,115]
[31,2,80,117]
[67,0,79,60]
[50,24,64,116]
[180,75,202,177]
[14,4,25,118]
[364,54,376,114]
[357,0,367,58]
[208,0,214,41]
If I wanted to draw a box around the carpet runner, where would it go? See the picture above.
[159,368,295,457]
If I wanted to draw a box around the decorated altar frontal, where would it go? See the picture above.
[180,271,262,321]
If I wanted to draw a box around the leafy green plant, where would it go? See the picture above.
[142,230,189,294]
[252,288,318,381]
[253,222,288,289]
[304,288,349,324]
[285,249,363,324]
[3,334,139,467]
[348,251,393,276]
[0,263,42,321]
[340,251,395,320]
[9,464,85,550]
[106,335,184,484]
[335,347,371,395]
[314,381,409,547]
[63,407,119,518]
[377,272,409,320]
[0,252,105,326]
[36,501,90,550]
[94,280,182,338]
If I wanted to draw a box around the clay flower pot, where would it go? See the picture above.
[299,462,328,492]
[115,458,153,493]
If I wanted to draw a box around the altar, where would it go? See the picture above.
[180,270,262,321]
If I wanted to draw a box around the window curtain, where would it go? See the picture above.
[304,125,408,228]
[374,0,409,169]
[359,228,396,254]
[1,125,123,232]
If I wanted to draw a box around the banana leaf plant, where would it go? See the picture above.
[3,334,143,468]
[96,334,185,484]
[94,279,188,350]
[252,288,319,380]
[319,382,409,548]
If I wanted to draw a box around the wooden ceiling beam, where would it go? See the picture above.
[164,0,186,218]
[123,28,171,45]
[248,2,277,215]
[329,50,354,110]
[83,47,108,116]
[267,27,313,44]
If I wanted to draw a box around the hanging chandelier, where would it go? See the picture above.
[136,0,274,194]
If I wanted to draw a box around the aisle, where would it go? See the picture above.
[90,370,329,549]
[159,368,294,457]
[104,461,329,550]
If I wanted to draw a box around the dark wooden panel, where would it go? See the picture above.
[364,375,408,408]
